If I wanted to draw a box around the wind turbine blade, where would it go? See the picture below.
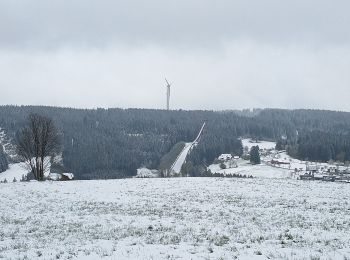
[165,78,170,86]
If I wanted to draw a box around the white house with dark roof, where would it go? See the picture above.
[218,154,232,161]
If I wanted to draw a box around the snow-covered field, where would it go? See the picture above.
[208,161,295,179]
[0,163,28,182]
[241,139,276,151]
[1,178,350,260]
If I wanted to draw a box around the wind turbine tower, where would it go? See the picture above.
[165,78,171,110]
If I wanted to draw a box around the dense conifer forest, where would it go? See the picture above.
[0,146,8,172]
[1,106,350,179]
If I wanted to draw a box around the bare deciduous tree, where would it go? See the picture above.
[17,114,60,181]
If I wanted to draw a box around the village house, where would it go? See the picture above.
[47,172,74,181]
[218,154,233,161]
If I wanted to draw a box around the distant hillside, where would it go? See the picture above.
[1,106,350,179]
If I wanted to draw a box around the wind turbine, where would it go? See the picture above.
[165,78,171,110]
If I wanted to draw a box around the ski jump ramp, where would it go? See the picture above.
[170,122,206,175]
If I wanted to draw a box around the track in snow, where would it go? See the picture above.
[170,122,206,174]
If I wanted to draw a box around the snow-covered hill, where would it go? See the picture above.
[0,158,52,182]
[1,178,350,259]
[209,139,350,179]
[0,163,28,182]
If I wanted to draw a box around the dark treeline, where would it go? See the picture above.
[286,131,350,163]
[0,146,8,172]
[1,106,350,178]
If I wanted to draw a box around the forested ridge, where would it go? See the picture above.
[1,106,350,179]
[0,146,8,173]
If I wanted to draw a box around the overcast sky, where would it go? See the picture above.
[1,0,350,111]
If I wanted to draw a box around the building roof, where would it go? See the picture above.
[62,173,74,180]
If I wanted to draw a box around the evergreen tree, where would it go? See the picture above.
[219,162,227,169]
[0,146,8,173]
[275,140,284,151]
[250,146,261,164]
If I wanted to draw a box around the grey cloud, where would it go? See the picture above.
[0,1,350,111]
[0,0,350,50]
[0,43,350,111]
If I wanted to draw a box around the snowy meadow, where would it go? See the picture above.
[1,178,350,260]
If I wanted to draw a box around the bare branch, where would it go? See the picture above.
[16,114,61,181]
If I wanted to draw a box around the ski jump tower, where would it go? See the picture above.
[165,78,171,110]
